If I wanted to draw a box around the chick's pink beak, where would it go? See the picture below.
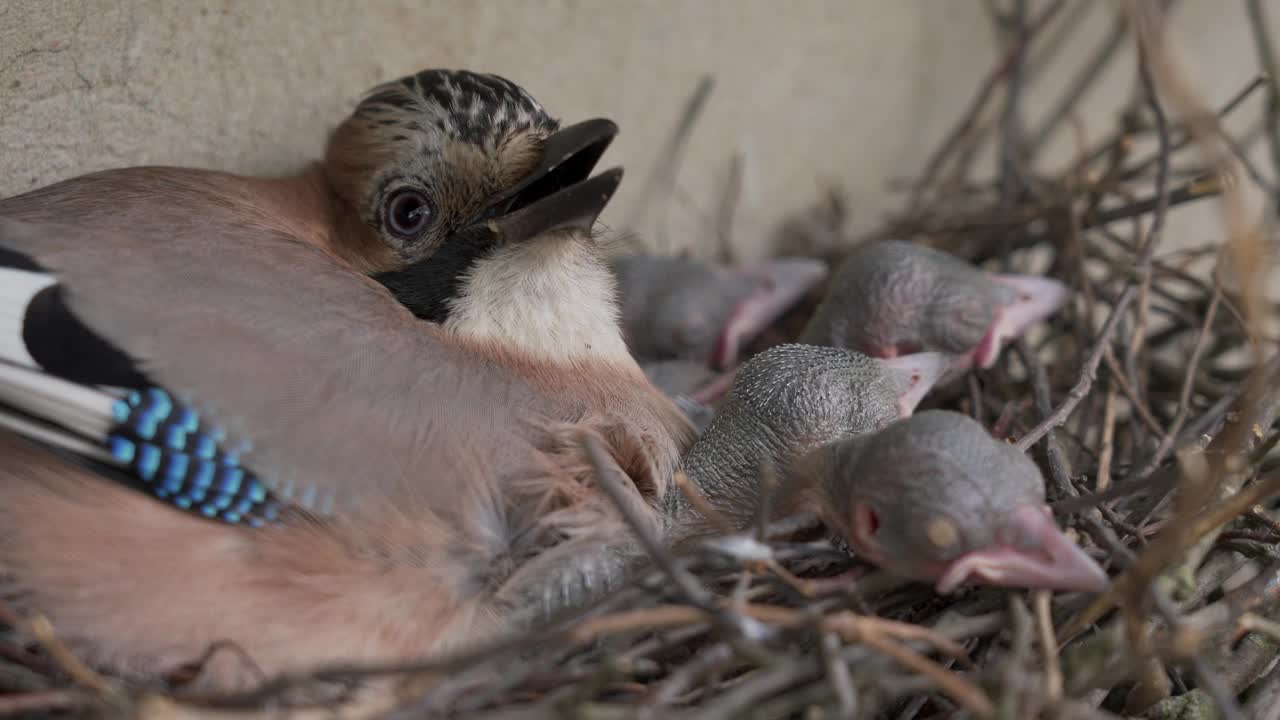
[877,351,949,417]
[935,505,1108,594]
[972,275,1071,369]
[711,258,828,370]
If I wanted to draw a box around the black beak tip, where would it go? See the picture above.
[487,165,625,243]
[493,117,621,218]
[594,166,625,201]
[582,117,619,140]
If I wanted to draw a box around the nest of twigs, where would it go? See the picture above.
[5,2,1280,719]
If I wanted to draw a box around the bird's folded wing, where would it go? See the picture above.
[0,213,543,524]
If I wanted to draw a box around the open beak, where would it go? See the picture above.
[971,274,1071,369]
[476,118,623,244]
[935,505,1108,594]
[710,258,829,370]
[876,352,949,417]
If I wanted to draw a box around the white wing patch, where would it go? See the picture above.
[0,266,57,368]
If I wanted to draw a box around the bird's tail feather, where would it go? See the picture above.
[0,403,115,464]
[0,265,56,368]
[0,360,124,440]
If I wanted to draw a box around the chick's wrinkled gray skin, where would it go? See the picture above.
[613,255,827,369]
[787,410,1108,594]
[801,240,1069,374]
[673,344,947,536]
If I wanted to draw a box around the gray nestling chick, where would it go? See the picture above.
[673,343,949,537]
[801,240,1069,379]
[613,254,828,370]
[517,343,947,618]
[782,410,1108,593]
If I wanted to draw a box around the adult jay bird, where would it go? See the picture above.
[0,69,696,688]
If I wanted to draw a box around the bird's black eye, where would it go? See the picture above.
[383,189,432,239]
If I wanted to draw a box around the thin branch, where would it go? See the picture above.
[1120,74,1269,181]
[1015,17,1174,452]
[999,0,1030,206]
[624,75,715,253]
[1028,4,1130,155]
[1245,0,1280,204]
[1034,590,1064,704]
[909,0,1068,210]
[579,433,713,615]
[714,151,744,264]
[1130,288,1221,481]
[1061,470,1280,641]
[0,689,89,716]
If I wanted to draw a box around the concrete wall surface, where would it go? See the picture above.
[1,1,1276,259]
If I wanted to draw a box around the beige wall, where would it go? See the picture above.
[1,1,1275,260]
